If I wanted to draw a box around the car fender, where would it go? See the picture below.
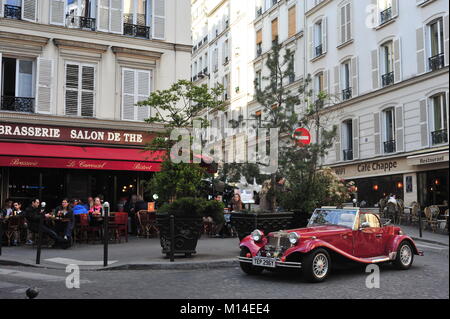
[386,235,423,256]
[239,235,267,256]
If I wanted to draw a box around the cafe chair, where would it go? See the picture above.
[424,206,439,233]
[137,210,158,238]
[410,202,420,226]
[112,212,128,243]
[4,216,23,246]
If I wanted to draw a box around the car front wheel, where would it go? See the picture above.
[302,248,331,283]
[393,241,414,270]
[239,247,264,276]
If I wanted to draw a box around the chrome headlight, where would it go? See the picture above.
[288,232,300,245]
[251,230,264,242]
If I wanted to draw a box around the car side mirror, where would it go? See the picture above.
[359,222,370,230]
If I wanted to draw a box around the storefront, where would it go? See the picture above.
[331,149,449,208]
[0,122,164,210]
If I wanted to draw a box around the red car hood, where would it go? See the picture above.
[272,225,352,239]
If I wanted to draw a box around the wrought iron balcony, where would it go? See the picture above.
[272,36,279,47]
[429,53,445,71]
[256,47,262,57]
[384,140,396,153]
[224,56,229,65]
[432,129,448,145]
[123,23,150,39]
[382,72,394,87]
[256,7,263,17]
[342,87,352,101]
[380,7,392,25]
[4,4,21,20]
[1,96,35,113]
[315,44,323,57]
[343,149,353,161]
[203,67,208,74]
[66,15,96,31]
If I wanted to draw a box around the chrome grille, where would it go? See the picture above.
[266,232,291,252]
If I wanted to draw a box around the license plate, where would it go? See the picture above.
[252,257,276,268]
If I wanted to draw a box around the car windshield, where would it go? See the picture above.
[307,209,358,228]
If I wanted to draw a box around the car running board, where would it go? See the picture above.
[362,255,392,263]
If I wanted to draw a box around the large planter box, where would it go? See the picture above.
[230,212,294,241]
[156,213,203,257]
[291,210,313,229]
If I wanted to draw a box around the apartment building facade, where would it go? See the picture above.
[0,0,191,209]
[193,0,449,208]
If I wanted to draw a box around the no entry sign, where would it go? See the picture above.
[293,128,311,146]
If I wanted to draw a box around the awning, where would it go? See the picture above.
[0,142,164,172]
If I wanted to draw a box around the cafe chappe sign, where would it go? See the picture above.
[0,123,153,146]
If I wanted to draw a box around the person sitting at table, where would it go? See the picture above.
[72,199,88,215]
[88,197,104,227]
[1,198,13,218]
[54,198,75,241]
[84,197,94,211]
[24,199,69,249]
[230,193,243,212]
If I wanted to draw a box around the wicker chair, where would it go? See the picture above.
[410,202,420,226]
[424,206,439,232]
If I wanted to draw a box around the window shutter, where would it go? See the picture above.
[393,38,402,83]
[395,105,404,152]
[81,66,95,117]
[444,15,449,66]
[288,5,296,38]
[353,118,359,160]
[323,69,329,95]
[308,26,313,60]
[419,99,429,147]
[374,112,381,155]
[50,0,66,26]
[416,26,426,74]
[36,58,53,114]
[346,3,351,42]
[22,0,37,22]
[256,30,262,44]
[337,5,343,44]
[351,56,359,96]
[110,0,123,34]
[65,64,80,116]
[98,0,110,32]
[392,0,399,18]
[335,124,341,162]
[322,17,327,53]
[371,49,379,90]
[137,70,151,121]
[333,65,340,96]
[122,69,135,121]
[371,0,379,27]
[152,0,166,40]
[0,0,4,18]
[271,18,278,41]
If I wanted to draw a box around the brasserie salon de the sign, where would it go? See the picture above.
[0,123,153,146]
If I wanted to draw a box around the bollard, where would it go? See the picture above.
[36,215,43,265]
[169,215,175,262]
[103,202,110,267]
[0,218,3,256]
[418,207,423,238]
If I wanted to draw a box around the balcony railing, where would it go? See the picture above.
[256,46,262,57]
[315,44,323,57]
[343,149,353,161]
[256,7,263,17]
[429,53,445,71]
[1,96,35,113]
[272,36,279,47]
[123,23,150,39]
[342,87,352,101]
[66,15,96,31]
[432,129,448,145]
[224,56,229,65]
[382,72,394,87]
[384,140,396,153]
[380,7,392,25]
[4,4,21,20]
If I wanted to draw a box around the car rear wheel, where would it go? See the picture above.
[393,241,414,270]
[239,247,264,276]
[302,248,331,283]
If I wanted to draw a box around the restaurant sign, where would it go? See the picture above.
[407,151,449,166]
[333,158,410,179]
[0,123,154,146]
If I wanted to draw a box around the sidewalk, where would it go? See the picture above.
[0,236,241,271]
[398,224,449,247]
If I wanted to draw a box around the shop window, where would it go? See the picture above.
[382,108,396,153]
[428,18,445,71]
[430,93,448,145]
[1,57,35,113]
[341,119,353,161]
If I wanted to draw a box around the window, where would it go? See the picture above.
[288,6,296,38]
[122,68,151,121]
[271,18,279,46]
[359,214,381,228]
[256,30,263,57]
[255,70,262,90]
[213,47,219,72]
[64,0,97,30]
[204,53,208,73]
[4,0,37,21]
[378,0,393,24]
[223,39,229,64]
[342,120,353,161]
[382,108,396,153]
[428,18,445,71]
[380,41,394,87]
[223,74,230,100]
[314,20,323,57]
[341,60,351,100]
[430,94,448,145]
[315,72,324,95]
[123,0,150,38]
[65,62,95,117]
[0,57,35,113]
[338,2,351,45]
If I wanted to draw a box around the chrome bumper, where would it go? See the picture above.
[238,256,302,269]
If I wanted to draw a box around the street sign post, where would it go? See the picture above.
[293,128,311,147]
[103,202,110,267]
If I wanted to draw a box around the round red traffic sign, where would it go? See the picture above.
[293,128,311,146]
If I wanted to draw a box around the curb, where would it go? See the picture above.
[411,237,449,247]
[99,259,239,271]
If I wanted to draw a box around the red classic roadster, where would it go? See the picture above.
[238,207,423,282]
